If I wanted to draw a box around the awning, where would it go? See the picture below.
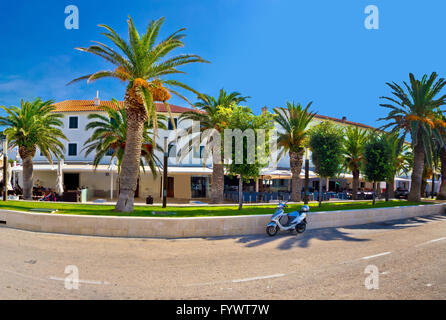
[395,177,411,182]
[11,164,116,173]
[11,164,213,175]
[260,168,318,179]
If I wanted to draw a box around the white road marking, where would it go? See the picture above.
[232,273,285,283]
[49,276,110,285]
[185,273,285,287]
[360,252,391,260]
[415,237,446,247]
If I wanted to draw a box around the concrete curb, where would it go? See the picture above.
[0,203,444,238]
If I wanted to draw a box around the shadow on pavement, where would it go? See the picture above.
[205,214,446,250]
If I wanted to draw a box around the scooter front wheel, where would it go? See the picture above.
[266,225,278,236]
[296,222,306,234]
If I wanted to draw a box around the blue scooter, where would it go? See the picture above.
[266,201,309,236]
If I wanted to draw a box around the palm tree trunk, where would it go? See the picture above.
[318,177,323,207]
[210,163,224,203]
[238,175,243,210]
[408,138,425,202]
[352,169,359,200]
[290,150,303,202]
[19,146,36,201]
[437,147,446,200]
[22,155,34,200]
[115,88,147,212]
[420,178,427,199]
[387,178,395,199]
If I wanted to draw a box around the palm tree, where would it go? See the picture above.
[342,127,369,200]
[69,17,208,212]
[431,114,446,199]
[437,148,446,200]
[273,102,316,202]
[179,89,250,203]
[83,99,166,178]
[379,72,446,202]
[385,132,412,199]
[0,99,67,200]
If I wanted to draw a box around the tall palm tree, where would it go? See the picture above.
[179,89,250,203]
[342,127,369,200]
[69,17,208,212]
[273,102,316,202]
[83,99,166,178]
[379,72,446,202]
[0,99,67,199]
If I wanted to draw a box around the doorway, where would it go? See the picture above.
[191,176,208,198]
[167,177,174,197]
[64,173,79,191]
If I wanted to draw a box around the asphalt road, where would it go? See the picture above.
[0,214,445,299]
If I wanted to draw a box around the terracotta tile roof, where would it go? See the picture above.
[51,100,195,114]
[313,114,377,130]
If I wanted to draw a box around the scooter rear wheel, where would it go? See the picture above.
[266,225,278,236]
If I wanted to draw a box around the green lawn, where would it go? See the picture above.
[0,200,433,217]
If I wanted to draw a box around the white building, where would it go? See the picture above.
[11,98,413,202]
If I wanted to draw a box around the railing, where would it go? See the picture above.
[223,191,352,203]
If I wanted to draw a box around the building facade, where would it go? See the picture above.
[11,98,413,202]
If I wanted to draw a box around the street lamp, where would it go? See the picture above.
[109,159,117,200]
[1,136,8,201]
[162,137,168,208]
[304,147,309,204]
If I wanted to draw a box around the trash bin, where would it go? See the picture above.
[146,195,153,205]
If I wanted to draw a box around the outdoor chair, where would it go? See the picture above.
[264,193,272,202]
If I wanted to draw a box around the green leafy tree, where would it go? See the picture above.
[363,133,394,205]
[379,72,446,202]
[179,89,249,203]
[219,105,275,210]
[69,17,208,212]
[0,99,67,199]
[341,127,370,200]
[83,99,166,179]
[308,121,344,206]
[273,102,316,202]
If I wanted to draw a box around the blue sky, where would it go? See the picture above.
[0,0,445,128]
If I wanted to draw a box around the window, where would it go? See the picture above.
[168,118,178,130]
[193,146,205,158]
[69,116,79,129]
[200,146,205,158]
[68,143,77,156]
[168,144,177,158]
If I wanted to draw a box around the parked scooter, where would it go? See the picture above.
[266,201,309,236]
